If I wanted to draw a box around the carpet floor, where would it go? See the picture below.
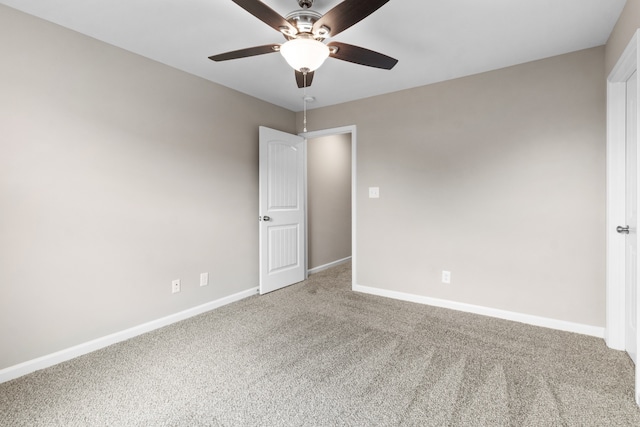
[1,262,639,426]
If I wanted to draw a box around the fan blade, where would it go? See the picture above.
[209,44,280,62]
[328,42,397,69]
[232,0,297,35]
[295,70,315,88]
[313,0,389,38]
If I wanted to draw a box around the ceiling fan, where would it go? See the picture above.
[209,0,398,88]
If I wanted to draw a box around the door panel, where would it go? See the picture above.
[259,127,306,294]
[268,224,300,272]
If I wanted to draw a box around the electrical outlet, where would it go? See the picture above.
[172,279,181,294]
[200,272,209,287]
[441,270,451,284]
[369,187,380,198]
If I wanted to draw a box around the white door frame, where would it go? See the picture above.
[300,125,357,287]
[606,29,640,406]
[606,30,639,350]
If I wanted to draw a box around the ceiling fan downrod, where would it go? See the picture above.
[298,0,313,8]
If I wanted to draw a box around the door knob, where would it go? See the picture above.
[260,216,271,222]
[617,225,630,234]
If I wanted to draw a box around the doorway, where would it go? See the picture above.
[307,133,352,273]
[258,125,356,293]
[302,126,357,287]
[606,29,640,406]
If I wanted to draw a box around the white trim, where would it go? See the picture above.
[0,287,258,384]
[609,33,640,82]
[308,256,352,275]
[607,79,628,350]
[300,125,357,287]
[606,30,640,351]
[354,284,605,338]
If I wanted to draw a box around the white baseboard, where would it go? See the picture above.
[308,256,352,275]
[2,282,605,384]
[353,284,605,339]
[0,287,259,384]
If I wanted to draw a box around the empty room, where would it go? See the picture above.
[3,0,640,425]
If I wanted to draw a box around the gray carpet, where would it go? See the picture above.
[1,262,639,426]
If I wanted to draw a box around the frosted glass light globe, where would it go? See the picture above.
[280,37,330,72]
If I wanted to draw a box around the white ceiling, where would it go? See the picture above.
[1,0,627,111]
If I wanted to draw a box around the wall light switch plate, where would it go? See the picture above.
[200,272,209,287]
[369,187,380,198]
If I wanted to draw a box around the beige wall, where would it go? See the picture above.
[300,47,606,327]
[606,0,640,75]
[0,6,295,369]
[307,134,352,269]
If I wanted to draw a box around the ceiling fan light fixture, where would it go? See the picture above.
[280,37,330,72]
[316,25,331,38]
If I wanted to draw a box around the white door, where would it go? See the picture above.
[259,126,306,294]
[625,71,639,365]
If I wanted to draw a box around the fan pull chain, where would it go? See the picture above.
[303,69,308,132]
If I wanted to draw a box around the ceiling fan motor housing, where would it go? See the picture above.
[285,9,325,39]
